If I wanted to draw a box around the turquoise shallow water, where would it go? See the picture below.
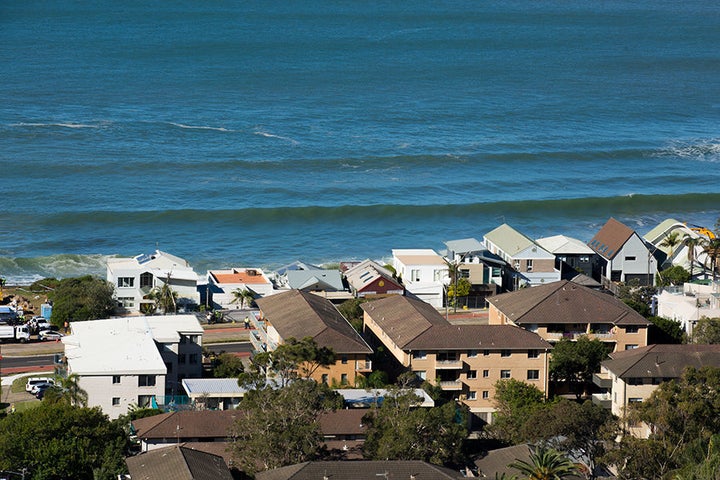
[1,0,719,282]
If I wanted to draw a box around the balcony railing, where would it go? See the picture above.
[435,359,463,369]
[593,373,611,389]
[355,360,372,372]
[438,380,463,390]
[591,392,611,409]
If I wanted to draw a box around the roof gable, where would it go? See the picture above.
[484,224,535,257]
[587,218,635,259]
[125,444,233,480]
[361,295,447,348]
[603,344,720,378]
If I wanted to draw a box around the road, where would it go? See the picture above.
[0,342,252,375]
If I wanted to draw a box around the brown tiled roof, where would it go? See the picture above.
[475,444,584,480]
[211,269,270,285]
[125,444,234,480]
[255,460,465,480]
[407,324,552,350]
[132,411,241,440]
[318,409,367,436]
[487,280,650,327]
[587,217,635,260]
[361,295,447,348]
[256,290,372,354]
[603,344,720,379]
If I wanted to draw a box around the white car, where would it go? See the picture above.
[39,330,64,341]
[25,377,54,393]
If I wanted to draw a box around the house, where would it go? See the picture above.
[391,248,448,308]
[343,259,403,298]
[474,444,586,480]
[271,261,350,301]
[125,444,234,480]
[255,461,466,480]
[106,250,200,313]
[205,267,275,309]
[62,315,204,418]
[655,281,720,335]
[643,218,709,274]
[592,344,720,438]
[483,224,561,289]
[587,218,659,286]
[361,295,552,425]
[443,238,507,306]
[536,234,604,281]
[487,280,650,352]
[253,290,373,386]
[181,378,246,411]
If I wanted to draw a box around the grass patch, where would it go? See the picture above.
[10,374,55,394]
[2,399,41,414]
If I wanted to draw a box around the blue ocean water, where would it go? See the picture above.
[1,0,719,283]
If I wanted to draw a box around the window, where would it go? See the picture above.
[501,349,511,357]
[188,335,200,344]
[138,375,156,387]
[629,397,643,403]
[628,378,643,386]
[137,395,153,408]
[625,344,638,350]
[410,269,421,282]
[625,326,639,333]
[117,277,134,288]
[527,370,539,380]
[139,272,153,288]
[467,370,477,380]
[526,259,533,272]
[514,260,520,270]
[467,391,477,400]
[483,350,490,356]
[460,269,470,279]
[117,297,134,308]
[341,355,348,364]
[321,374,329,385]
[579,256,590,263]
[482,370,489,378]
[112,397,121,406]
[528,349,539,359]
[112,375,121,384]
[414,351,427,360]
[625,256,636,261]
[500,370,511,379]
[482,391,489,399]
[341,373,348,385]
[467,350,478,358]
[416,371,427,381]
[189,354,199,364]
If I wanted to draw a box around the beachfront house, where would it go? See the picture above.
[361,295,552,427]
[487,280,651,353]
[643,218,709,274]
[592,344,720,438]
[61,315,204,418]
[391,248,448,308]
[536,234,604,281]
[252,289,373,386]
[655,281,720,336]
[106,250,200,313]
[444,237,507,307]
[588,218,659,287]
[343,258,404,298]
[483,224,561,290]
[205,267,275,309]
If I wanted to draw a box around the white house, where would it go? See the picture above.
[391,249,448,308]
[643,218,710,275]
[107,250,200,313]
[206,268,275,309]
[655,281,720,335]
[62,315,204,419]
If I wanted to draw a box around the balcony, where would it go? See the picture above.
[435,359,463,369]
[438,380,463,390]
[355,360,372,372]
[593,372,611,389]
[591,392,611,409]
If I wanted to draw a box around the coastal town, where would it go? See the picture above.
[1,215,720,479]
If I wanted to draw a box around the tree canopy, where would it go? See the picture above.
[549,336,611,398]
[656,265,690,287]
[0,403,128,480]
[48,275,115,325]
[693,316,720,344]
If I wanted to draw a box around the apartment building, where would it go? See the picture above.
[361,295,552,425]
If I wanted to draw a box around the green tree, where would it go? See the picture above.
[509,446,579,480]
[488,378,545,444]
[660,232,682,259]
[693,317,720,344]
[212,352,245,378]
[0,402,128,479]
[616,281,657,317]
[448,277,472,310]
[362,386,468,465]
[657,265,691,287]
[647,316,686,344]
[230,288,255,308]
[147,281,178,314]
[48,275,115,325]
[42,373,88,407]
[683,234,704,279]
[337,297,366,332]
[703,238,720,281]
[549,337,610,399]
[230,379,343,475]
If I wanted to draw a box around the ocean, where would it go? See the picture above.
[1,0,719,284]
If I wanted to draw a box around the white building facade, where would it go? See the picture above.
[391,249,448,308]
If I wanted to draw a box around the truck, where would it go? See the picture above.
[0,324,31,343]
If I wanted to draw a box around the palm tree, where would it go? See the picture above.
[43,373,88,407]
[660,231,682,260]
[683,234,704,279]
[231,288,254,309]
[509,446,579,480]
[703,238,720,282]
[148,282,178,314]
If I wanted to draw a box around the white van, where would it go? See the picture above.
[25,377,55,393]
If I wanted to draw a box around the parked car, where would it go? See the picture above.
[30,381,55,395]
[25,377,54,393]
[39,330,64,341]
[35,385,58,400]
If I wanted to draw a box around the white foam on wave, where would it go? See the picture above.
[254,129,299,145]
[168,122,232,132]
[657,139,720,163]
[11,122,100,129]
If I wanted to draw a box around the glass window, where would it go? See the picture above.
[321,374,328,384]
[139,375,156,387]
[501,349,511,357]
[467,391,477,400]
[341,355,348,364]
[526,259,533,272]
[415,351,427,359]
[416,371,426,380]
[341,373,348,385]
[467,350,478,358]
[467,370,477,380]
[137,395,153,408]
[482,370,489,378]
[500,370,511,379]
[112,397,120,406]
[140,272,153,288]
[117,277,134,288]
[528,349,539,358]
[625,326,639,334]
[625,344,638,350]
[527,370,539,380]
[112,375,121,384]
[482,391,489,399]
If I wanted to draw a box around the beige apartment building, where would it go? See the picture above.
[487,280,651,352]
[361,295,552,424]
